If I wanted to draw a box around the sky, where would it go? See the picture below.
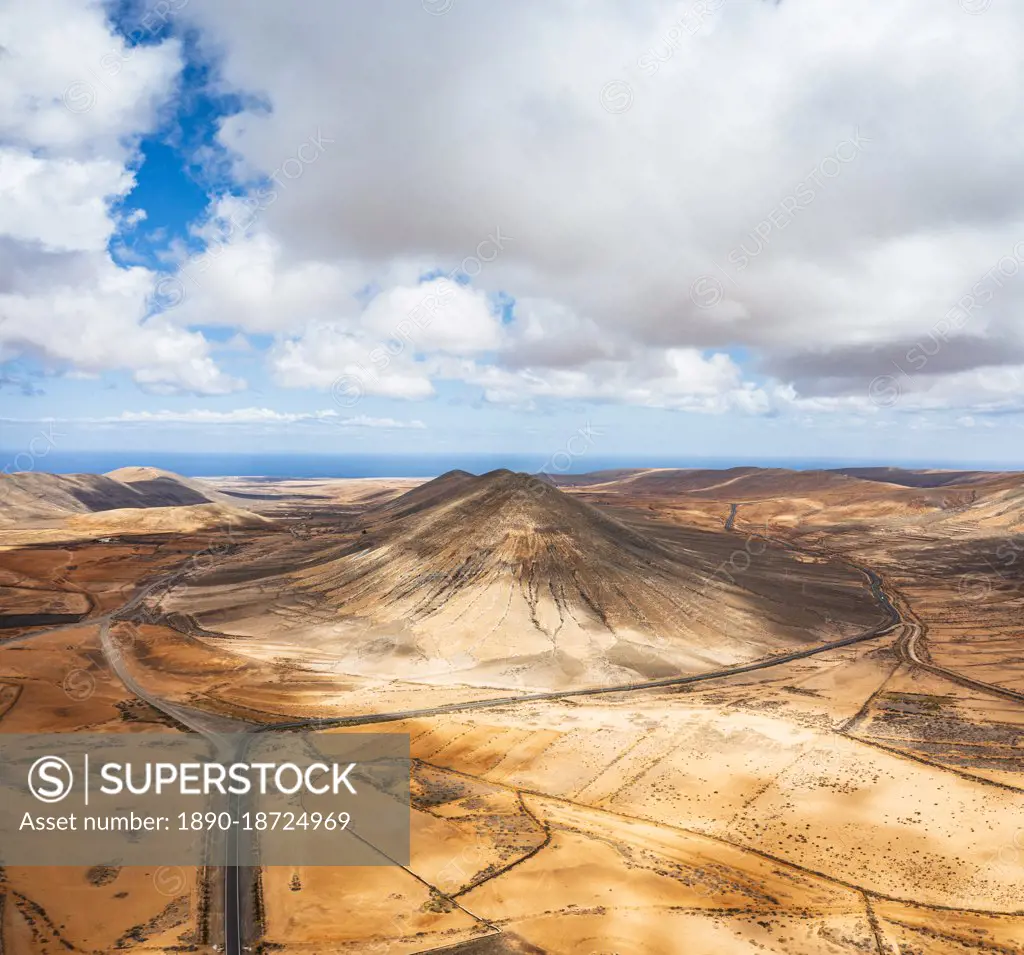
[2,0,1024,470]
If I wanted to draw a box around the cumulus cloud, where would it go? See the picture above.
[0,0,184,161]
[8,0,1024,420]
[270,324,436,400]
[0,0,240,396]
[0,151,134,252]
[453,347,767,413]
[340,415,426,431]
[361,280,501,355]
[150,0,1024,416]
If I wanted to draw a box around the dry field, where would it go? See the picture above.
[1,465,1023,953]
[0,534,239,953]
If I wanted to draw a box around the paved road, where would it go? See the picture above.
[15,514,1019,952]
[899,619,1024,705]
[0,552,254,952]
[286,612,903,732]
[83,530,906,950]
[724,510,1024,709]
[99,619,253,952]
[8,519,906,953]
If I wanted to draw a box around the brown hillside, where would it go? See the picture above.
[173,470,889,691]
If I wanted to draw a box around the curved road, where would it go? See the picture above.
[287,609,902,731]
[0,523,909,954]
[99,619,254,954]
[898,617,1024,705]
[10,509,1022,953]
[85,527,906,951]
[727,503,1024,708]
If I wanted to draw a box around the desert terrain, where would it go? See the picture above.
[1,464,1023,953]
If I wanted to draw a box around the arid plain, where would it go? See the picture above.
[1,464,1023,954]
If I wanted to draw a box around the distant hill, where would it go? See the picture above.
[104,466,241,507]
[552,467,885,499]
[0,468,267,532]
[557,466,1024,535]
[830,467,1007,488]
[546,468,649,487]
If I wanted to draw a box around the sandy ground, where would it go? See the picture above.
[1,866,203,953]
[157,471,889,697]
[0,538,230,953]
[2,470,1023,953]
[257,640,1024,952]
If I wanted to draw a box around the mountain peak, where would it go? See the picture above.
[180,468,891,694]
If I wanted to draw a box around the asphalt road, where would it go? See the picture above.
[284,612,903,732]
[4,559,257,953]
[8,524,907,954]
[898,619,1024,704]
[13,512,1021,952]
[100,618,254,952]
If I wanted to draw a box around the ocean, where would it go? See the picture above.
[2,451,1020,479]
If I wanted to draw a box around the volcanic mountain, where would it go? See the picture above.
[175,469,890,691]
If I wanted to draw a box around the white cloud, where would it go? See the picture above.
[0,0,184,161]
[270,324,436,399]
[361,279,501,355]
[116,408,334,424]
[0,256,243,394]
[150,0,1024,416]
[167,218,370,335]
[0,151,134,252]
[0,0,240,396]
[886,365,1024,415]
[449,346,768,413]
[340,415,426,430]
[8,0,1024,421]
[2,407,427,429]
